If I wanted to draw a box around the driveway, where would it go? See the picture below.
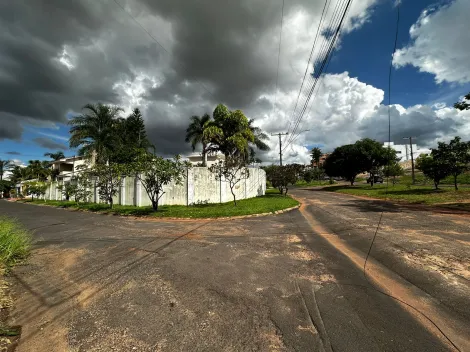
[1,194,469,351]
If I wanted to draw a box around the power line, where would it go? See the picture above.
[284,0,350,148]
[284,0,330,143]
[270,0,286,121]
[110,0,216,100]
[283,0,353,151]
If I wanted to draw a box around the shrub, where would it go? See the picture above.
[0,217,32,266]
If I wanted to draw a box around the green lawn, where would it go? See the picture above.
[324,183,470,208]
[0,217,31,267]
[24,194,299,218]
[295,180,335,187]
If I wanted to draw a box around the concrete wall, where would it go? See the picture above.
[45,167,266,206]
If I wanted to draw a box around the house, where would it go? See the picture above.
[383,142,430,162]
[50,156,89,182]
[186,152,225,167]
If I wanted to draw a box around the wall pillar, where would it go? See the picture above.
[120,177,126,205]
[135,175,141,206]
[187,168,194,205]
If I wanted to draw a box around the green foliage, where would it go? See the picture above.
[416,154,451,190]
[185,114,212,167]
[0,160,13,181]
[209,156,249,205]
[0,180,13,198]
[324,139,396,186]
[74,175,93,203]
[91,163,127,208]
[44,151,65,161]
[383,162,404,184]
[24,181,48,201]
[264,164,299,195]
[0,217,31,266]
[303,167,325,183]
[204,104,255,159]
[310,147,322,166]
[57,182,78,201]
[28,194,299,218]
[431,136,470,190]
[454,92,470,111]
[130,152,190,210]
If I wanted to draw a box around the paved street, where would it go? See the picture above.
[1,189,469,351]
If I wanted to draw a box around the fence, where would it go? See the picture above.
[45,167,266,206]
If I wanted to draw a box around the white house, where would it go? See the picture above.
[383,142,430,162]
[185,152,225,167]
[50,156,89,182]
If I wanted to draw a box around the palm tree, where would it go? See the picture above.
[69,103,123,164]
[26,160,50,181]
[44,151,65,161]
[185,114,212,166]
[311,147,322,167]
[247,119,270,161]
[0,159,12,181]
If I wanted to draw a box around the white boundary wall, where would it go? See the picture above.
[45,167,266,206]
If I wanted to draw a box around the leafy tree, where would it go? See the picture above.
[205,104,255,159]
[91,163,127,208]
[69,103,124,164]
[383,162,404,185]
[0,159,13,181]
[44,151,65,161]
[209,156,250,205]
[324,145,362,185]
[130,152,190,211]
[9,165,25,184]
[24,181,48,201]
[185,113,212,167]
[416,155,450,190]
[264,165,299,195]
[310,147,322,167]
[0,180,13,198]
[431,136,470,190]
[454,92,470,111]
[74,175,93,203]
[58,182,78,201]
[113,108,152,163]
[354,138,397,186]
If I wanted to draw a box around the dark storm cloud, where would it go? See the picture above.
[33,137,68,151]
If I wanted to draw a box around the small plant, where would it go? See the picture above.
[0,217,32,266]
[24,181,47,201]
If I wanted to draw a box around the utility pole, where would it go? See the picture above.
[271,132,288,166]
[403,137,416,184]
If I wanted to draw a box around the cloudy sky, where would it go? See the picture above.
[1,0,470,165]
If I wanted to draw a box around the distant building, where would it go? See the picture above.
[50,156,88,182]
[312,153,330,167]
[383,142,430,162]
[185,153,225,167]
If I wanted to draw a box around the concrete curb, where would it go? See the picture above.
[10,199,301,221]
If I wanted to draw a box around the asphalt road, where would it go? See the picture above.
[1,190,469,352]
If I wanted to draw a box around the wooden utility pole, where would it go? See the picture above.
[271,132,289,166]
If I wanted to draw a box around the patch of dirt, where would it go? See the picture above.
[288,245,319,262]
[286,235,301,244]
[292,273,337,284]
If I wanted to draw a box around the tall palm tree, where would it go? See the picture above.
[26,160,50,181]
[247,118,270,161]
[69,103,123,164]
[44,151,65,161]
[185,114,212,166]
[0,159,12,181]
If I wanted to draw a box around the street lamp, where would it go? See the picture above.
[403,137,416,184]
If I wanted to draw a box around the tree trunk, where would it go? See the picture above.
[230,187,237,206]
[454,175,458,190]
[109,197,113,209]
[285,187,289,196]
[370,173,374,187]
[202,144,207,167]
[350,179,354,186]
[152,199,159,211]
[434,180,439,190]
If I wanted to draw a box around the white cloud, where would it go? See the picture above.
[253,72,470,164]
[393,0,470,84]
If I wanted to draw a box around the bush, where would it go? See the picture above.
[0,217,32,266]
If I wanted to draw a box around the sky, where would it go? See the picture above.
[1,0,470,166]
